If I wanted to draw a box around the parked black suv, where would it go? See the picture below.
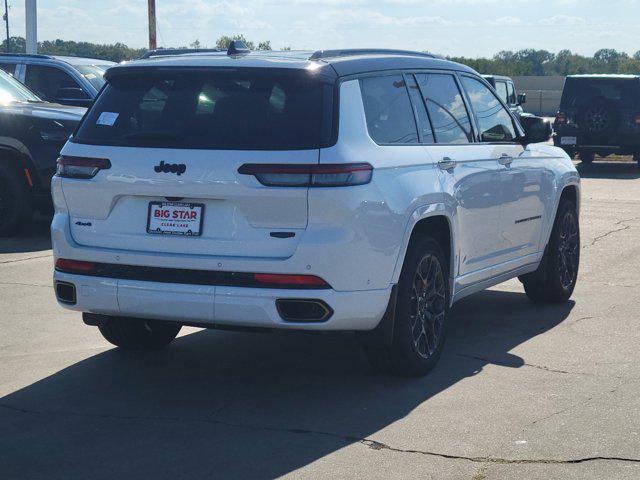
[0,69,84,235]
[554,75,640,164]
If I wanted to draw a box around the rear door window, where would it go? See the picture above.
[74,69,330,150]
[25,65,87,101]
[404,74,435,144]
[461,76,516,143]
[415,73,473,144]
[360,74,418,144]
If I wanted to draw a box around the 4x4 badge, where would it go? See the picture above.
[154,161,186,176]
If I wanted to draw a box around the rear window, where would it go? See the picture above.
[73,69,331,150]
[561,78,640,108]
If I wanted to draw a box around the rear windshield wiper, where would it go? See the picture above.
[123,131,185,142]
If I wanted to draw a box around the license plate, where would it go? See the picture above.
[561,136,577,146]
[147,202,204,236]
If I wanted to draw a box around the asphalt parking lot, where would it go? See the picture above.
[2,160,640,479]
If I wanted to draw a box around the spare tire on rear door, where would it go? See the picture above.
[577,96,619,142]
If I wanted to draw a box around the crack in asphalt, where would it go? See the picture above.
[2,402,640,466]
[584,216,640,248]
[0,253,52,265]
[359,439,640,465]
[0,282,52,289]
[455,353,588,376]
[585,225,631,248]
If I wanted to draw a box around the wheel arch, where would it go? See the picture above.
[0,140,38,190]
[542,180,581,250]
[391,204,455,299]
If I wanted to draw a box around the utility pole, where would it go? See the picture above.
[3,0,9,53]
[147,0,156,51]
[25,0,36,54]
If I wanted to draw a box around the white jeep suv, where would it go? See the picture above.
[52,46,580,376]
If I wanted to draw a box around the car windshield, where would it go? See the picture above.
[73,64,111,90]
[0,69,40,104]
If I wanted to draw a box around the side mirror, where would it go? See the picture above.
[519,115,552,145]
[517,93,526,105]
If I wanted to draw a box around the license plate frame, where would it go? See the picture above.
[146,201,204,237]
[561,136,577,146]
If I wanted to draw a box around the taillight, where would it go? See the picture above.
[253,273,331,289]
[55,258,97,274]
[56,156,111,179]
[633,113,640,125]
[238,163,373,187]
[555,111,567,124]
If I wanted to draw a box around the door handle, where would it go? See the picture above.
[438,157,456,171]
[498,154,513,166]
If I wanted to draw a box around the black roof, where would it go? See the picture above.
[109,48,477,80]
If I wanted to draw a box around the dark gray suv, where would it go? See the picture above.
[0,54,115,107]
[483,75,527,118]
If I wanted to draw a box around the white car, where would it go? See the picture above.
[52,45,580,376]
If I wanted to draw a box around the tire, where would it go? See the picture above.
[579,151,595,164]
[362,236,449,377]
[95,315,181,349]
[0,162,33,236]
[577,96,619,141]
[519,200,580,303]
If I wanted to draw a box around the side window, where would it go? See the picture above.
[0,63,16,76]
[415,73,473,144]
[24,65,87,101]
[495,81,508,104]
[360,75,418,144]
[461,76,516,143]
[405,74,435,143]
[506,82,517,105]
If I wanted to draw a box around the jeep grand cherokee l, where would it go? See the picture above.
[52,45,581,376]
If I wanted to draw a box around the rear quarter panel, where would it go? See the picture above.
[312,79,449,291]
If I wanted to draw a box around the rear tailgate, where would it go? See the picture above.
[60,144,316,258]
[59,66,330,259]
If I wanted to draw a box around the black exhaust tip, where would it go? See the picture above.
[276,299,333,323]
[54,280,77,305]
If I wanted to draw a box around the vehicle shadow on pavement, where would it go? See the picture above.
[0,216,51,254]
[575,161,640,180]
[0,289,574,480]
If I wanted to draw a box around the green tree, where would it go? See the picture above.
[257,41,272,51]
[215,34,254,50]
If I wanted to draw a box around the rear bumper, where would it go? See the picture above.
[53,270,391,331]
[553,134,640,154]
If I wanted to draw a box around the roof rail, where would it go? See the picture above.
[0,52,53,59]
[141,48,223,59]
[309,49,438,61]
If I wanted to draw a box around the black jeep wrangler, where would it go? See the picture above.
[554,75,640,164]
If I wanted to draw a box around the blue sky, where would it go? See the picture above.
[6,0,640,57]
